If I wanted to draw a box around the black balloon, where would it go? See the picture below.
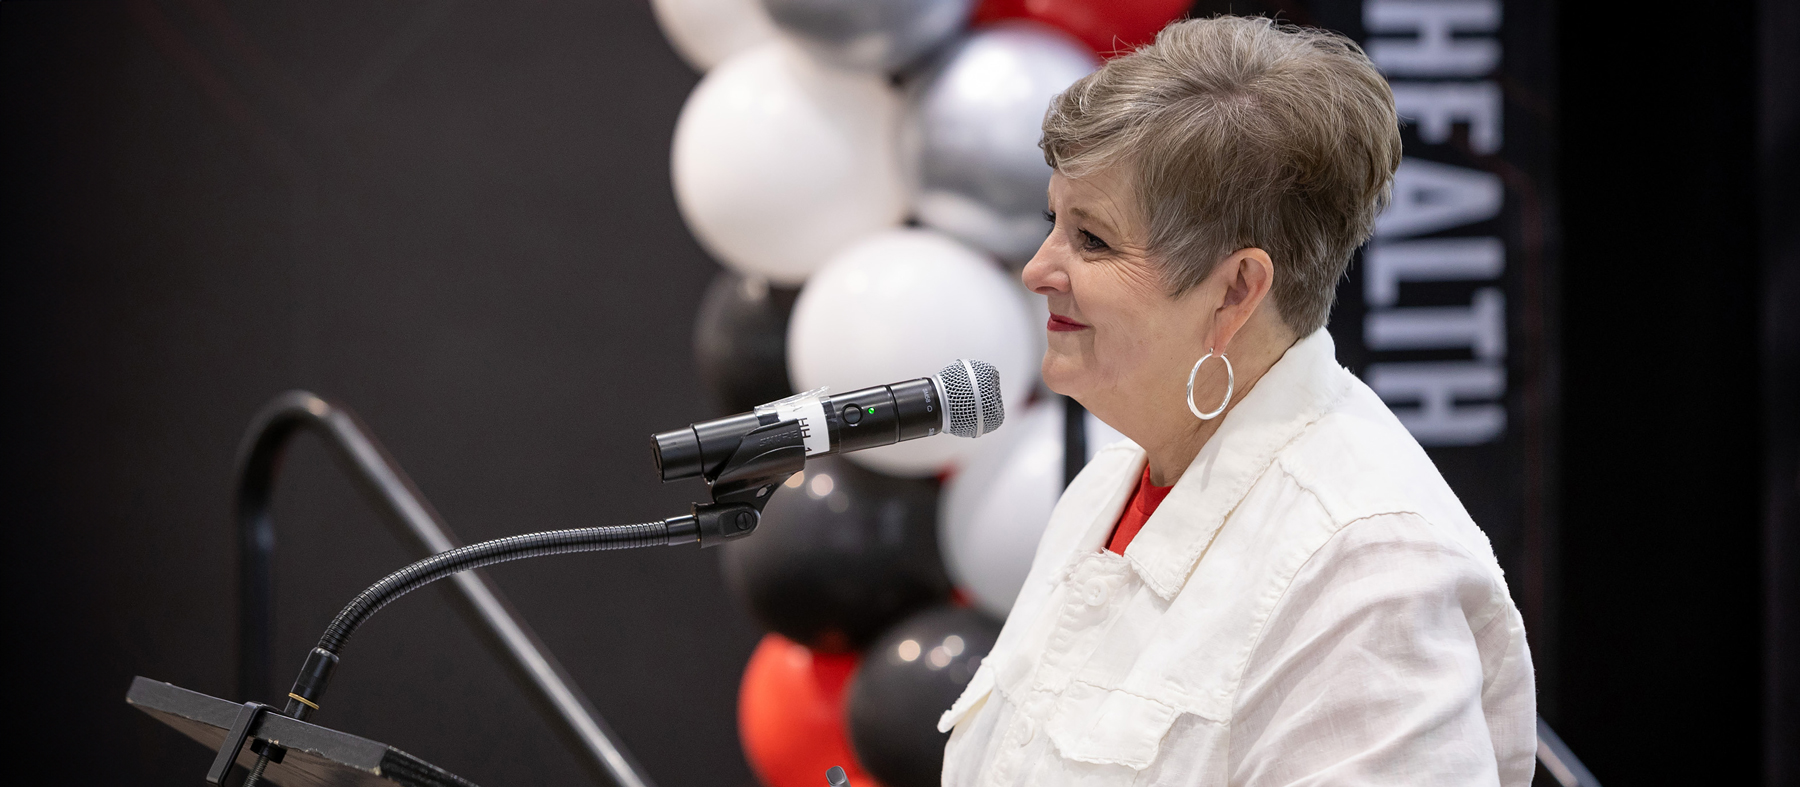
[845,606,1002,787]
[693,269,799,414]
[720,457,950,652]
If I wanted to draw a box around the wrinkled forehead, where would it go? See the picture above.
[1049,167,1150,240]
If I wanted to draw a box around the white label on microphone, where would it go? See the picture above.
[755,387,832,456]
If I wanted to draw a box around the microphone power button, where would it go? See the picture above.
[841,404,864,425]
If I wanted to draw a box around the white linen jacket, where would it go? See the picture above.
[938,329,1536,787]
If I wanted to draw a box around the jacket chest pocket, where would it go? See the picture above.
[1042,681,1181,772]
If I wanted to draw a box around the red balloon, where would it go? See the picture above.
[974,0,1190,57]
[739,634,883,787]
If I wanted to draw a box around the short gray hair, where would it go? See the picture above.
[1042,16,1402,335]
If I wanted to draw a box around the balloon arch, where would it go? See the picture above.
[651,1,1181,784]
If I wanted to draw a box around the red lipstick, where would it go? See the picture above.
[1047,313,1088,332]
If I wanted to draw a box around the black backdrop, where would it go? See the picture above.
[1,1,1789,786]
[2,3,758,786]
[1556,2,1766,784]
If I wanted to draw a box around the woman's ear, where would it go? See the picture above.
[1208,247,1275,351]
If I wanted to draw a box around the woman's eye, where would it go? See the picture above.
[1079,229,1110,251]
[1043,210,1056,224]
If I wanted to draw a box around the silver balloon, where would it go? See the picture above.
[906,22,1099,262]
[761,0,973,72]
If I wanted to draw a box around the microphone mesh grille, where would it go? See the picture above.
[973,360,1004,434]
[939,359,1005,438]
[940,363,977,437]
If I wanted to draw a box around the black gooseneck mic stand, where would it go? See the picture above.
[211,393,811,787]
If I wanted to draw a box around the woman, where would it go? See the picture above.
[937,16,1536,787]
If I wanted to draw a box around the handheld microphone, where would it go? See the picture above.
[652,359,1004,482]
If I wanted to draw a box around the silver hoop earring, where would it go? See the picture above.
[1186,350,1234,420]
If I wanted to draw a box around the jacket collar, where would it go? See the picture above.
[1120,328,1353,599]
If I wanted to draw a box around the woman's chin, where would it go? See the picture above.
[1039,354,1088,399]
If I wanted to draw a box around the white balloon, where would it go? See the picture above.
[672,43,907,285]
[940,400,1127,618]
[788,228,1037,476]
[651,0,781,72]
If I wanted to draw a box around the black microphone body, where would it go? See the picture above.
[652,359,1004,486]
[653,378,941,482]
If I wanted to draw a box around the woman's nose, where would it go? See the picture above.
[1021,247,1068,295]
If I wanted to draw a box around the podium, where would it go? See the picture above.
[127,676,478,787]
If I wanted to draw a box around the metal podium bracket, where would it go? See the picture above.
[206,701,273,785]
[233,391,654,787]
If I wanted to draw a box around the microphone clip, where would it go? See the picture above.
[669,416,808,548]
[708,418,808,508]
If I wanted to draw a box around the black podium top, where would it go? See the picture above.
[127,676,479,787]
